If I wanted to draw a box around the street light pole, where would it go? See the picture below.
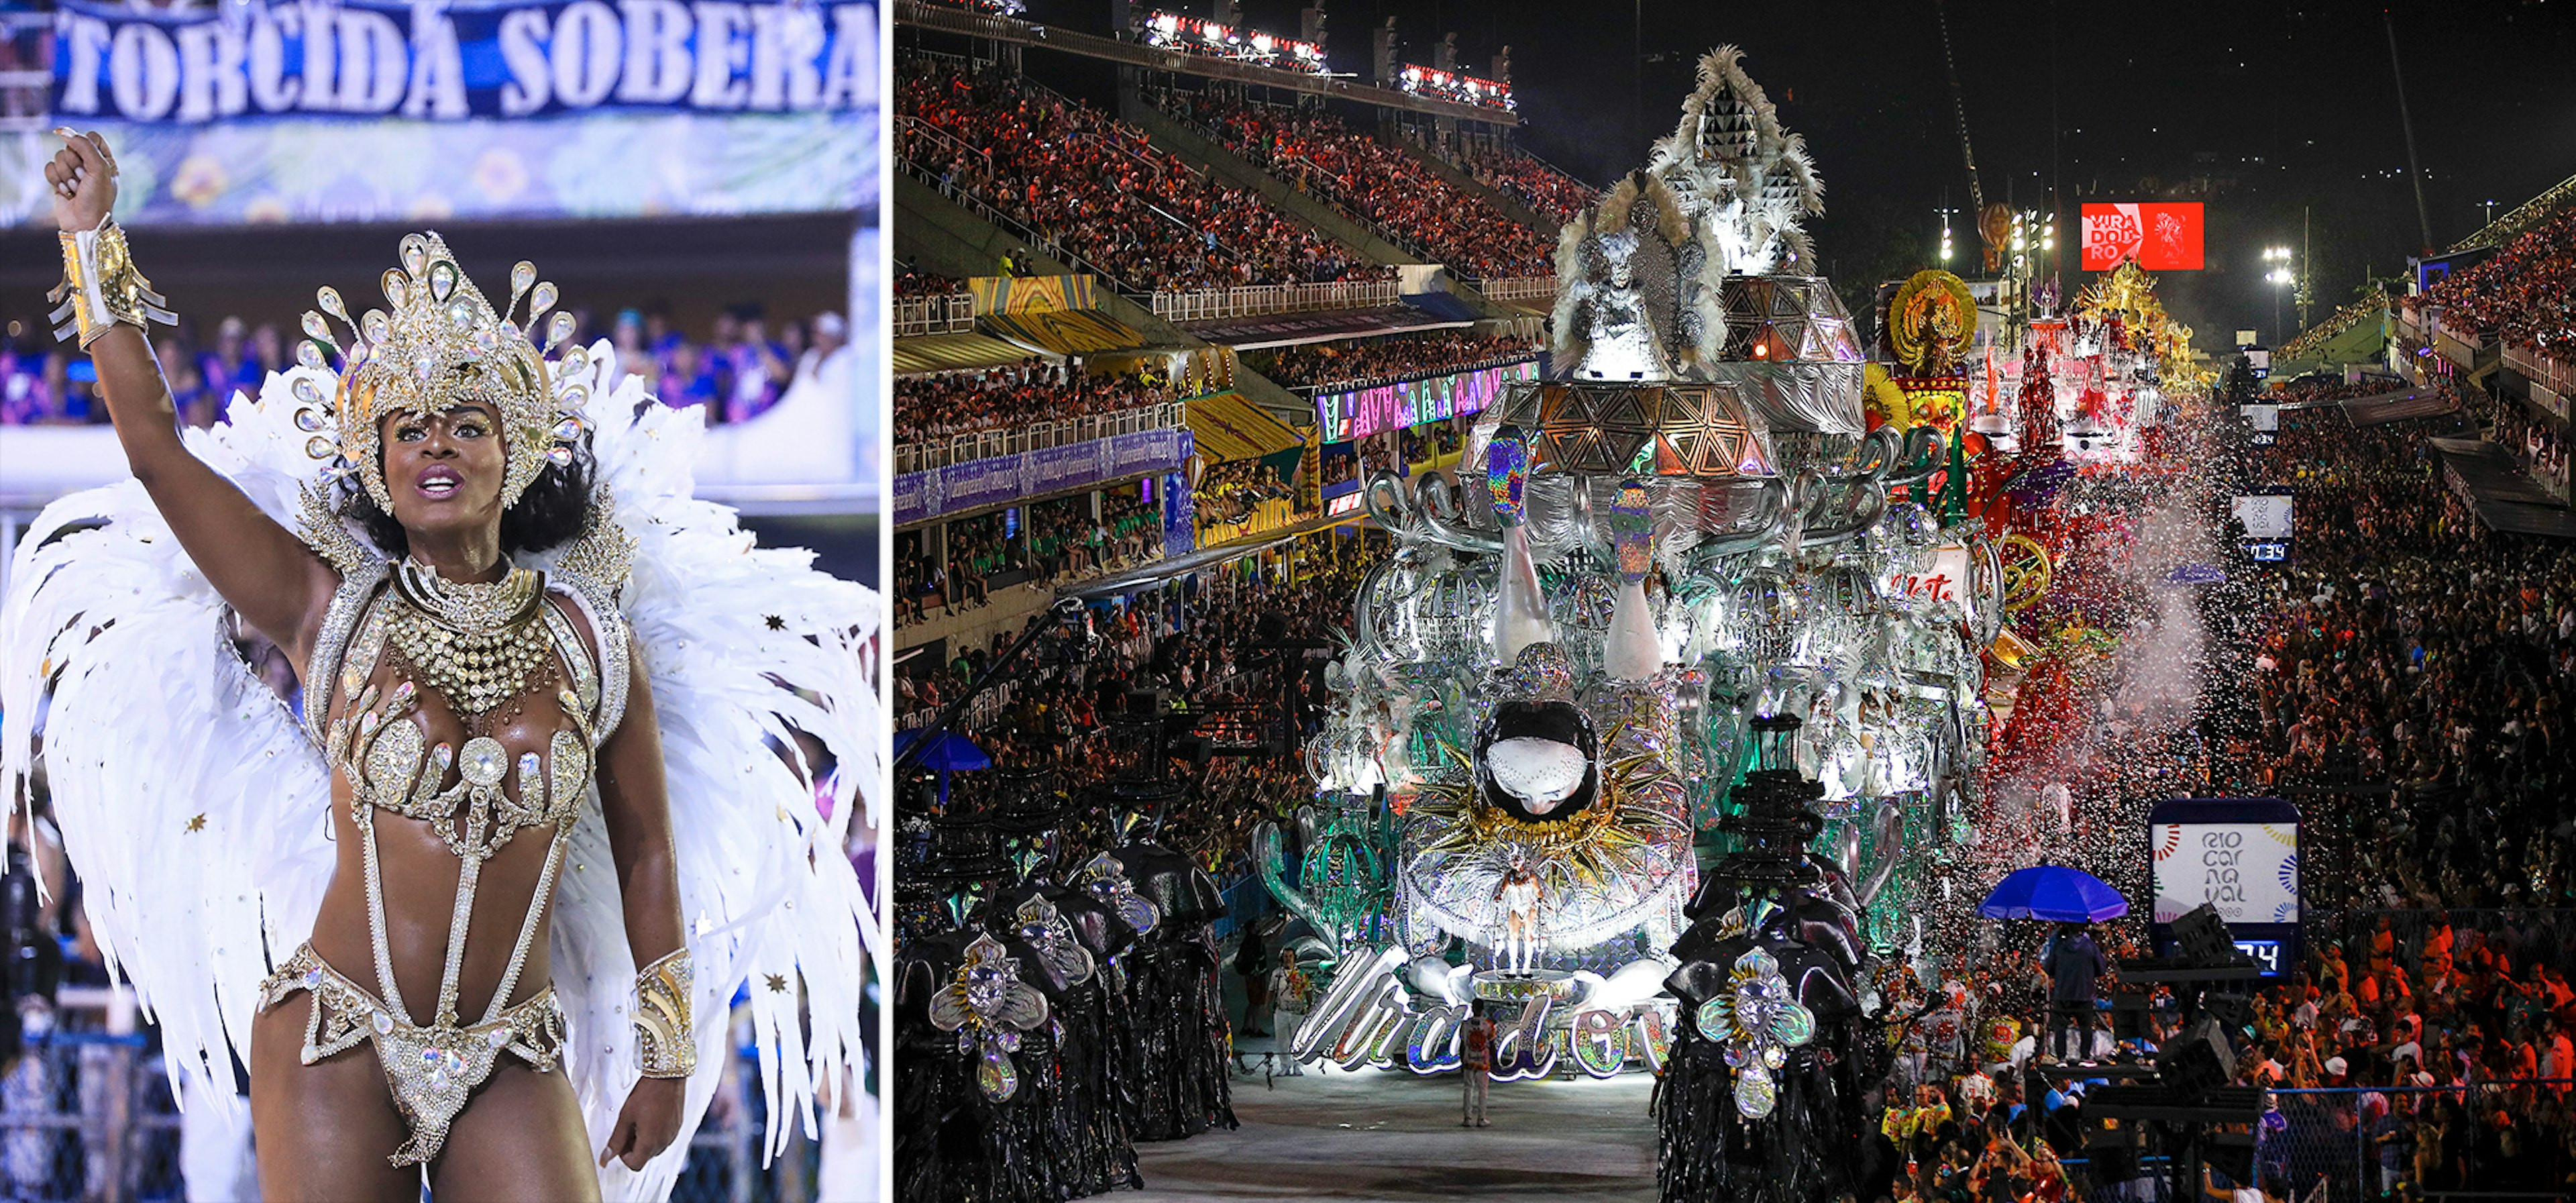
[2263,246,2293,347]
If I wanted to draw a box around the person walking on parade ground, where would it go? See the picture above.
[1461,1006,1496,1127]
[1233,920,1271,1038]
[2042,921,2110,1062]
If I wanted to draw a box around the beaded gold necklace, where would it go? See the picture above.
[384,560,553,732]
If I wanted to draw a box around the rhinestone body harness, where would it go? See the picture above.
[260,560,626,1167]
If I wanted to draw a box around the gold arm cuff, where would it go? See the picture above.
[49,219,177,349]
[633,948,697,1079]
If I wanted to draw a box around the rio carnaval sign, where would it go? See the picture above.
[51,0,876,123]
[1287,947,1677,1081]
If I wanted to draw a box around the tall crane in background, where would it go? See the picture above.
[1932,0,1994,272]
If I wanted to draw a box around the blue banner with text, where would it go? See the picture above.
[52,0,876,123]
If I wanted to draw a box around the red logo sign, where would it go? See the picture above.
[2081,203,2204,271]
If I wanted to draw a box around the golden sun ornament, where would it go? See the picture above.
[1407,727,1690,898]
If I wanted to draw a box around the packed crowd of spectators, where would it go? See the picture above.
[1868,910,2576,1200]
[1159,91,1556,279]
[2407,207,2576,357]
[1869,939,2133,1203]
[895,268,963,297]
[3,303,835,428]
[900,553,1371,873]
[1457,144,1597,227]
[2494,392,2572,502]
[896,359,1182,446]
[2259,374,2409,405]
[1194,458,1297,530]
[1253,329,1538,393]
[2205,415,2573,912]
[899,58,1387,293]
[1316,422,1464,486]
[2194,404,2571,1196]
[895,489,1166,626]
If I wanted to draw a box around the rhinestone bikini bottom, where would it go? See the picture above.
[257,943,567,1167]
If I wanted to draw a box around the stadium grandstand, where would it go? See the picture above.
[891,0,1571,690]
[2364,175,2576,525]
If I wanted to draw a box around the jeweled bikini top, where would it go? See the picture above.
[324,562,609,858]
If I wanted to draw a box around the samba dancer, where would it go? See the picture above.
[1495,852,1544,976]
[9,132,879,1202]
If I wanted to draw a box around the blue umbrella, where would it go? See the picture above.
[894,730,991,804]
[1978,863,2129,923]
[896,729,991,772]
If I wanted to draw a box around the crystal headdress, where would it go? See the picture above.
[288,232,594,513]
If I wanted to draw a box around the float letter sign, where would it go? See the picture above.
[2081,203,2204,272]
[1286,946,1675,1079]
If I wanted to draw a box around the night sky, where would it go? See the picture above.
[1097,1,2576,348]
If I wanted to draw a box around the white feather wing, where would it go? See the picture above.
[539,347,883,1201]
[0,373,342,1122]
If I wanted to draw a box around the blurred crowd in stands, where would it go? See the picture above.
[900,58,1387,293]
[2410,207,2576,357]
[896,359,1179,445]
[1456,144,1597,227]
[1159,91,1556,279]
[3,304,838,428]
[1254,329,1537,392]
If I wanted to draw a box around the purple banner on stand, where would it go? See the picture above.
[893,426,1194,526]
[893,470,934,526]
[1108,428,1186,479]
[939,456,1024,515]
[1025,442,1104,496]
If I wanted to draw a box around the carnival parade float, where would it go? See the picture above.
[1254,48,2217,1203]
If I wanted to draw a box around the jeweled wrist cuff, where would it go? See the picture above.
[633,948,696,1079]
[49,218,175,348]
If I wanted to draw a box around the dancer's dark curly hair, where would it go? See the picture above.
[345,439,596,559]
